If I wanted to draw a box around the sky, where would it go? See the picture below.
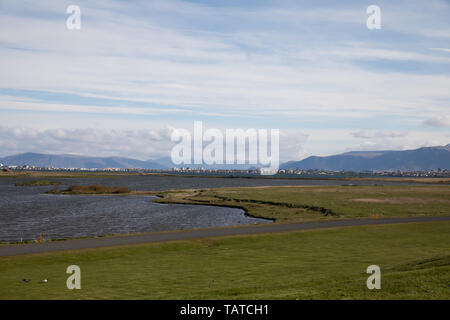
[0,0,449,162]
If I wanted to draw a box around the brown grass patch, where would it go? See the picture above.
[66,184,131,194]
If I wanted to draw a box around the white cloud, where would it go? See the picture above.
[0,126,175,160]
[0,125,310,163]
[430,48,450,54]
[350,130,408,139]
[1,1,449,119]
[0,125,447,162]
[1,0,450,158]
[422,116,450,128]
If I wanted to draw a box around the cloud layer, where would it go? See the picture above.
[0,0,449,159]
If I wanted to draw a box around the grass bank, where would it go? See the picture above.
[154,185,450,223]
[0,221,448,299]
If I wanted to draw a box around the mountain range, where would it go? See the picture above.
[281,144,450,171]
[0,153,253,170]
[1,144,449,171]
[0,152,170,170]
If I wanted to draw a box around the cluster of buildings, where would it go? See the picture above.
[1,163,449,177]
[171,167,263,174]
[171,167,450,177]
[0,163,11,172]
[0,164,128,172]
[277,168,450,177]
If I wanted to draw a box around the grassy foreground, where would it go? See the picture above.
[155,185,450,222]
[0,221,449,299]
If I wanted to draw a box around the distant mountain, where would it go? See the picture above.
[3,144,449,171]
[0,152,255,170]
[0,153,170,169]
[281,144,450,171]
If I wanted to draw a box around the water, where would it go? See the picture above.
[0,175,425,242]
[2,174,421,191]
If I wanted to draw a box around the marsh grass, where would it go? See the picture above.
[155,185,450,222]
[15,180,62,187]
[48,184,131,194]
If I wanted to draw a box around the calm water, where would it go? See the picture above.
[0,175,424,242]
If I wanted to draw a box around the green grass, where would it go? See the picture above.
[2,184,448,299]
[0,221,449,299]
[155,185,450,222]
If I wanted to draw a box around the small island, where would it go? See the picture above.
[48,184,131,194]
[15,180,62,187]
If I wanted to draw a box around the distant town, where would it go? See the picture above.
[1,163,449,178]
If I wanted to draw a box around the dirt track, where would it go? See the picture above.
[1,216,449,257]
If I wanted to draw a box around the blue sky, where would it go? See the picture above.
[0,0,449,161]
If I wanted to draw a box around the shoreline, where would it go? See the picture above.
[1,170,449,184]
[1,216,449,256]
[2,183,449,244]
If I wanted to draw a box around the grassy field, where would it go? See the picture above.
[154,185,450,223]
[0,221,449,299]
